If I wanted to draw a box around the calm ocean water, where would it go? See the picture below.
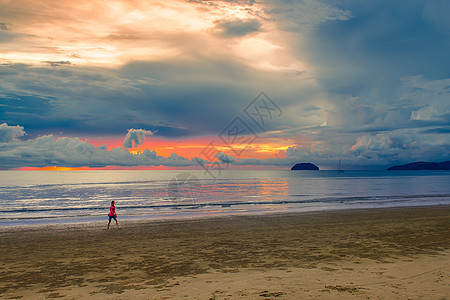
[0,170,449,226]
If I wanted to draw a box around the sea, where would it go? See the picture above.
[0,170,449,227]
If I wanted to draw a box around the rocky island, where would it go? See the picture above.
[291,163,319,170]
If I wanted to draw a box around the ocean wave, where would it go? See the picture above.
[1,193,448,218]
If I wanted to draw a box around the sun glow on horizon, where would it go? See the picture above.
[109,135,291,160]
[12,133,295,170]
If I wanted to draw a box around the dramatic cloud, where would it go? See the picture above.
[349,131,450,167]
[1,0,449,169]
[0,123,25,142]
[123,129,154,149]
[0,124,194,169]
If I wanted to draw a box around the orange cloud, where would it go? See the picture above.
[0,0,305,74]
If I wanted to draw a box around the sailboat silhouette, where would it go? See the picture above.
[337,159,344,173]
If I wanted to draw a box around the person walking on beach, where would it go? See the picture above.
[107,201,120,230]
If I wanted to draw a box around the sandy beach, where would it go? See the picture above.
[1,206,449,299]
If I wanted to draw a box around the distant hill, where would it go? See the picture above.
[291,163,319,170]
[387,161,450,170]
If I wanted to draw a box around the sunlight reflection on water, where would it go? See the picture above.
[0,170,449,226]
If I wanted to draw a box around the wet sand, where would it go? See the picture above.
[1,206,449,299]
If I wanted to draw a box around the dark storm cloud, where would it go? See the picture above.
[0,63,189,137]
[290,0,450,92]
[1,55,309,139]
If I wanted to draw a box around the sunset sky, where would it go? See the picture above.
[1,0,449,170]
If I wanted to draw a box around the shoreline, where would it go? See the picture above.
[1,205,449,299]
[1,203,449,231]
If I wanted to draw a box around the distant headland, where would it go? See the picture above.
[291,163,319,170]
[387,161,450,170]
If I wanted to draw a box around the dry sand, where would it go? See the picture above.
[0,206,449,299]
